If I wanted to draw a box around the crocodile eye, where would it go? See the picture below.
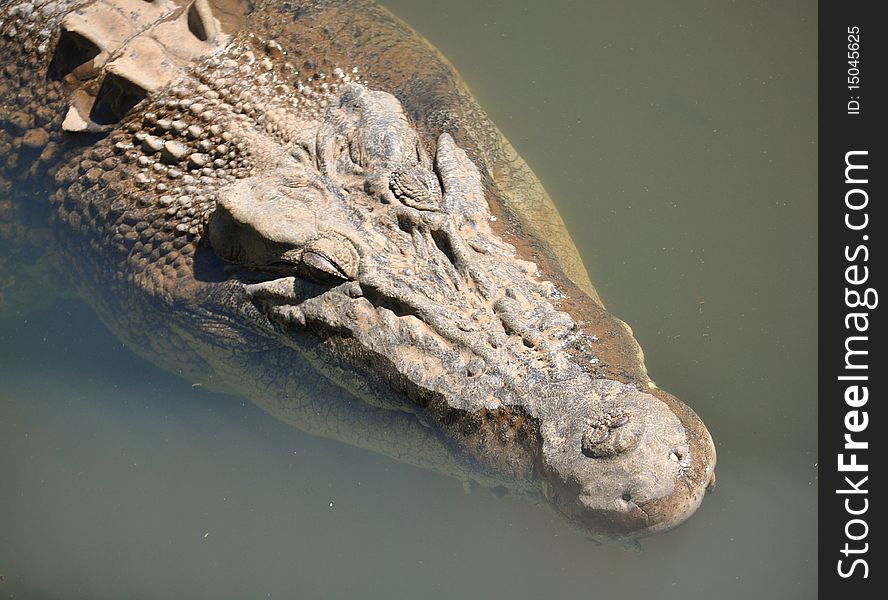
[301,250,348,284]
[389,166,442,211]
[298,233,358,284]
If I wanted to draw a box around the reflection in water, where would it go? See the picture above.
[1,1,815,598]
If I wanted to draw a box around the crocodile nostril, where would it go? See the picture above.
[580,412,641,458]
[581,426,610,455]
[611,413,630,428]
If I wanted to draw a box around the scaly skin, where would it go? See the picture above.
[0,0,716,542]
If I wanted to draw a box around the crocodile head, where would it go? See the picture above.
[203,82,716,542]
[23,0,713,542]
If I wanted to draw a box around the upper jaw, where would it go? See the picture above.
[204,86,716,540]
[239,270,716,541]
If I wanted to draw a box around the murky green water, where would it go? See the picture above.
[1,1,817,598]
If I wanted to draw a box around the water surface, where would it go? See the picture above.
[1,1,817,598]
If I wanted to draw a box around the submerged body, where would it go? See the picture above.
[0,0,715,542]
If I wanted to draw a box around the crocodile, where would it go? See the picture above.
[0,0,716,543]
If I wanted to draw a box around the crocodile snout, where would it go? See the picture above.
[538,381,716,543]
